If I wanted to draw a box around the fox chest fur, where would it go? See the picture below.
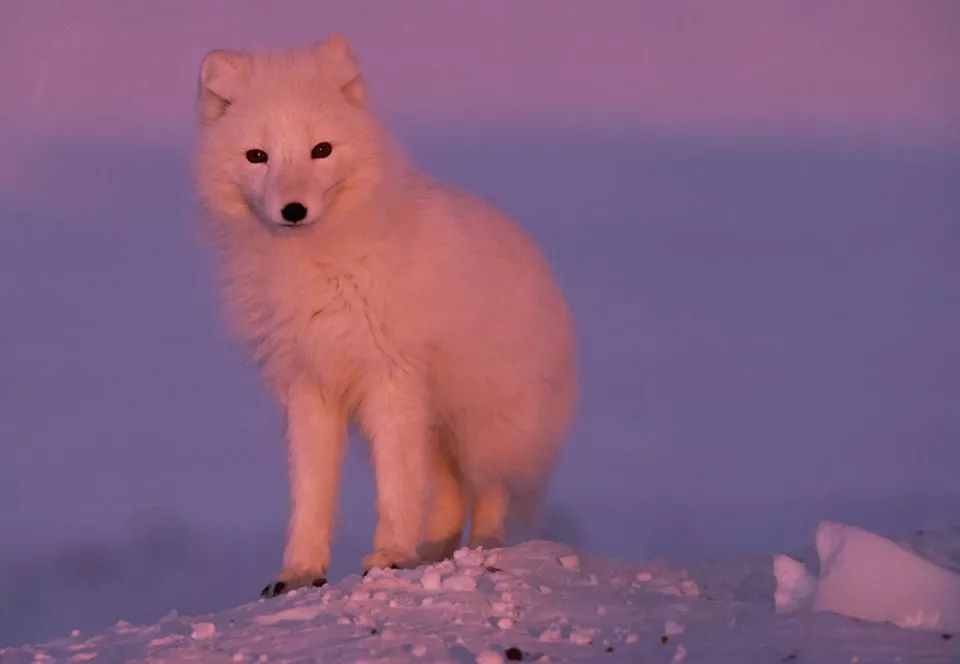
[224,244,414,402]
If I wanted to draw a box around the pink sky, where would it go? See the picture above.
[2,0,958,146]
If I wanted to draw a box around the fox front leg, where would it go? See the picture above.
[262,380,346,598]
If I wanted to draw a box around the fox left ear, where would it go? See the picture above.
[314,36,366,106]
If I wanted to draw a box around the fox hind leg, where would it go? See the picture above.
[418,437,467,562]
[360,378,431,573]
[468,483,508,550]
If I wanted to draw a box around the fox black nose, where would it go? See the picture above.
[281,202,307,223]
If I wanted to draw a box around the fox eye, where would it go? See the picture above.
[311,142,333,159]
[246,149,268,164]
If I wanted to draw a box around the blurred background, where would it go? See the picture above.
[1,0,958,646]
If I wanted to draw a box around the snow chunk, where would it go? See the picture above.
[491,601,512,615]
[558,554,580,571]
[538,626,562,642]
[475,650,503,664]
[635,571,653,582]
[420,570,442,591]
[147,634,185,648]
[191,622,216,640]
[774,554,818,613]
[568,628,593,645]
[664,619,685,636]
[355,614,375,628]
[652,581,682,597]
[679,580,699,597]
[454,548,485,567]
[442,574,478,591]
[410,644,427,657]
[671,644,688,662]
[813,521,960,631]
[497,617,514,630]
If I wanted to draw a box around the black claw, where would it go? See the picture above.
[505,646,523,661]
[312,577,327,588]
[260,581,286,598]
[389,563,399,570]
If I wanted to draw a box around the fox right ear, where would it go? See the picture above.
[198,50,251,122]
[312,36,366,106]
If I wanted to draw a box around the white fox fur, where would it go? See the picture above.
[195,37,576,592]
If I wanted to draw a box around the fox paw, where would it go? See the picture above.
[260,574,327,598]
[418,533,462,563]
[361,549,418,575]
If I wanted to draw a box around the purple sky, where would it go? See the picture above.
[1,0,958,646]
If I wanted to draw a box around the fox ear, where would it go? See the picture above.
[314,36,366,106]
[199,50,251,121]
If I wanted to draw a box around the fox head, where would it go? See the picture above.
[196,37,387,232]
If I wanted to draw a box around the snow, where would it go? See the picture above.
[664,619,685,636]
[558,554,580,571]
[475,650,504,664]
[773,554,818,613]
[770,522,960,635]
[420,570,442,591]
[442,574,478,592]
[2,538,958,663]
[671,643,689,662]
[812,522,960,631]
[190,621,216,640]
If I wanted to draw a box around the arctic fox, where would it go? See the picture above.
[195,37,577,597]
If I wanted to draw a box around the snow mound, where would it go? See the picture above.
[813,521,960,631]
[2,540,957,663]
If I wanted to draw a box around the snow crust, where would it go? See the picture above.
[1,537,957,663]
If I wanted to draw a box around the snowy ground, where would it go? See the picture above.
[3,529,957,663]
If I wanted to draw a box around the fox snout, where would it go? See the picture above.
[263,170,322,227]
